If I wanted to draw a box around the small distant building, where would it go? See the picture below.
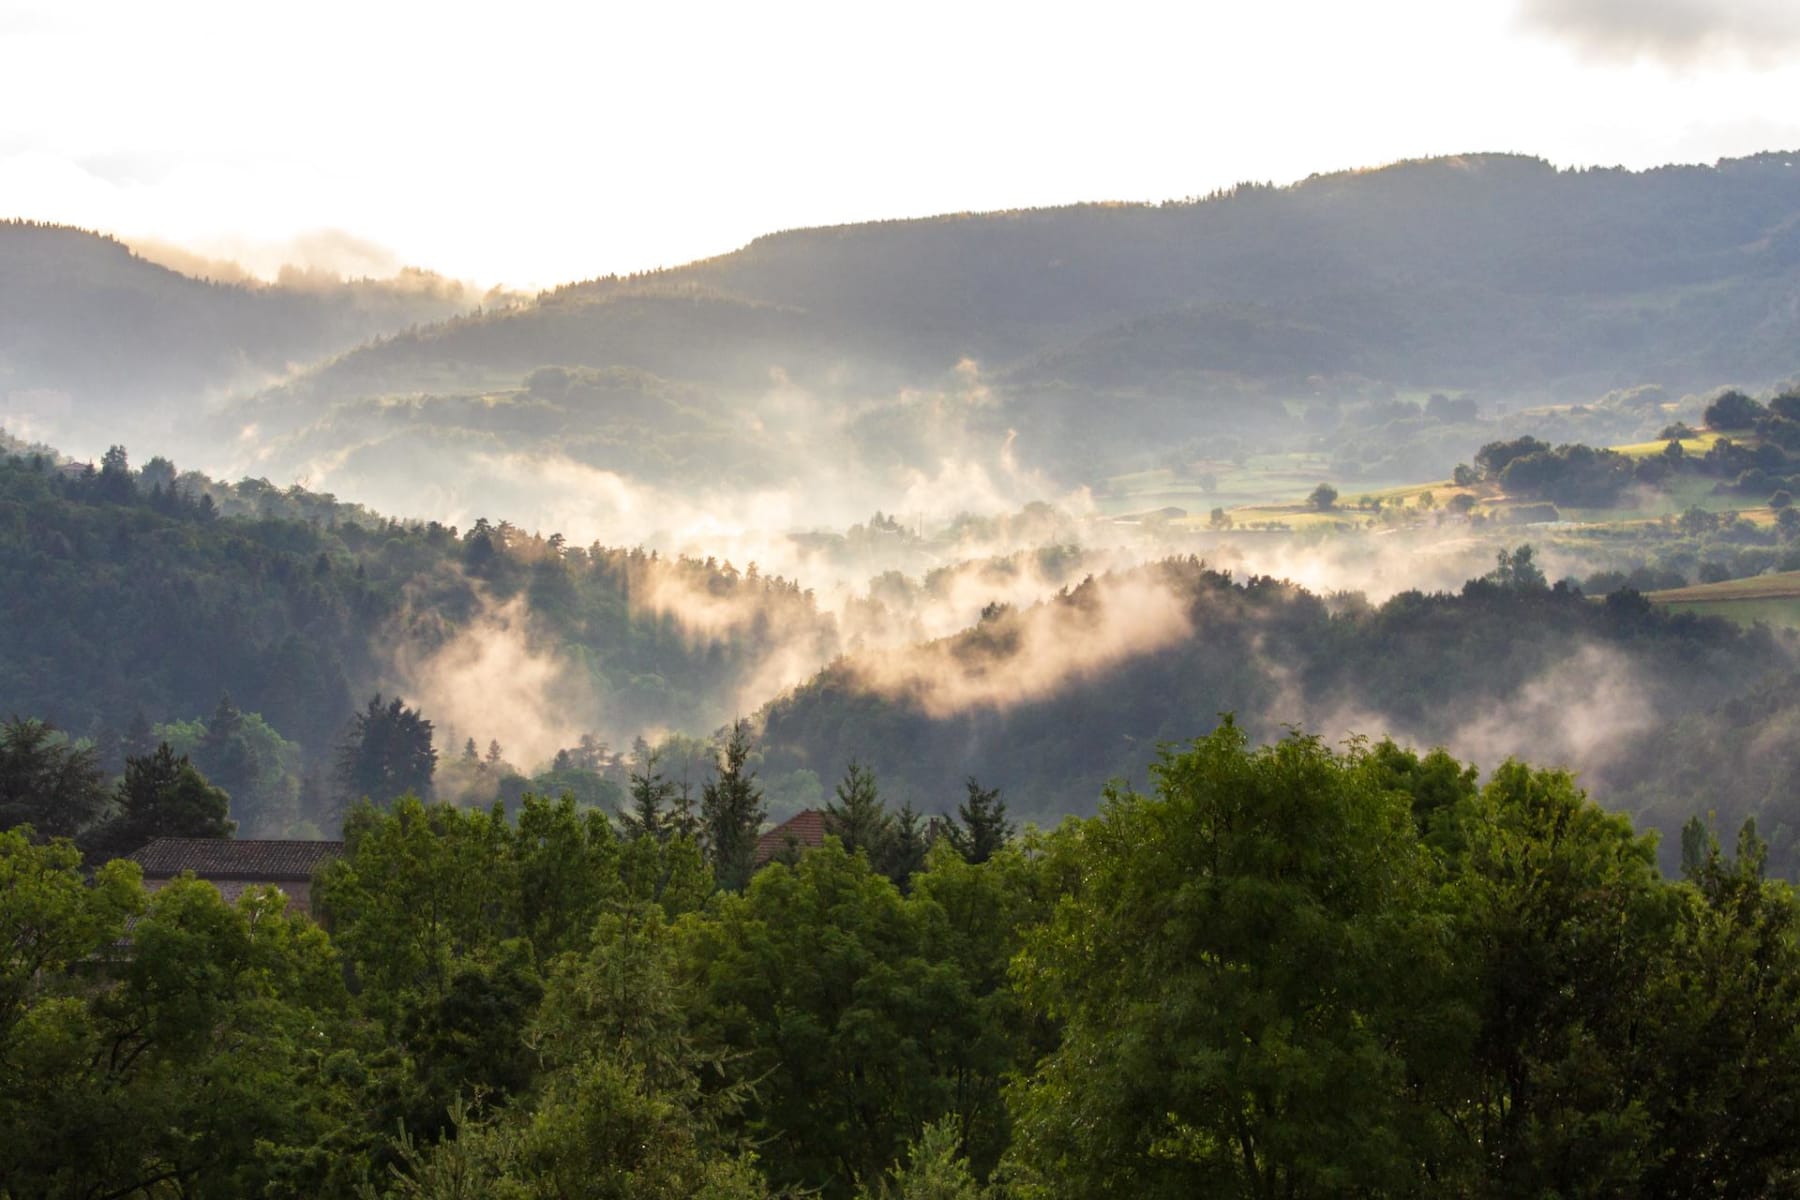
[754,809,827,866]
[127,838,344,918]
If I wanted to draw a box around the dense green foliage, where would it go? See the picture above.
[11,728,1800,1196]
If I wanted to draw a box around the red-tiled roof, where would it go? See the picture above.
[754,809,828,865]
[128,838,344,881]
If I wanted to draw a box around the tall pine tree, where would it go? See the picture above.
[826,760,892,862]
[945,777,1013,865]
[622,749,675,842]
[701,721,764,892]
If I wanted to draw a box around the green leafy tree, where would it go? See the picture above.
[1,840,346,1200]
[1487,543,1547,591]
[1007,723,1457,1198]
[160,706,303,836]
[314,796,512,1016]
[1306,482,1339,511]
[0,828,142,1037]
[678,844,984,1197]
[511,792,630,958]
[1635,819,1800,1196]
[1704,388,1764,430]
[396,941,545,1141]
[907,842,1050,1182]
[1475,436,1551,479]
[374,908,767,1200]
[858,1118,982,1200]
[1446,760,1673,1195]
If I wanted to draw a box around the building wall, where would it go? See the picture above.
[142,876,315,918]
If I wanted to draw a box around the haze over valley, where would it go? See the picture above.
[12,3,1800,1190]
[6,149,1800,863]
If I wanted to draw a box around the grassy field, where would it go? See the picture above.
[1611,432,1724,459]
[1647,572,1800,629]
[1099,453,1361,517]
[1108,426,1757,535]
[1647,572,1800,604]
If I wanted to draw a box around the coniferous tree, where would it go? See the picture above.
[826,760,892,862]
[882,802,928,890]
[335,694,437,810]
[96,444,134,504]
[945,777,1013,865]
[0,717,108,839]
[622,750,675,843]
[669,778,700,842]
[701,721,764,892]
[85,743,233,859]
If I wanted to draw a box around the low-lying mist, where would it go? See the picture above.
[140,349,1761,813]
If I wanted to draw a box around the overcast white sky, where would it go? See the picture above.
[3,0,1798,288]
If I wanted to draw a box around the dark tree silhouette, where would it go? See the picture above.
[335,694,437,810]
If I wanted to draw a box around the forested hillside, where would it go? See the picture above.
[205,152,1800,525]
[759,557,1800,873]
[0,221,479,450]
[0,446,836,829]
[13,432,1800,869]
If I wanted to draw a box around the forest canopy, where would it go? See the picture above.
[7,727,1800,1198]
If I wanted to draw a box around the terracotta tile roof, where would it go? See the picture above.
[754,809,828,865]
[128,838,344,881]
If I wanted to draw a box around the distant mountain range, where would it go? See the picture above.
[0,221,481,451]
[7,152,1800,519]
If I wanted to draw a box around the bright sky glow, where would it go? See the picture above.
[3,0,1798,288]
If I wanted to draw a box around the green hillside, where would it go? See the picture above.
[194,152,1800,518]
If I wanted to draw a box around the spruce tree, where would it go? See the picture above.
[826,760,892,862]
[945,777,1013,864]
[334,694,437,809]
[622,750,675,842]
[883,801,928,890]
[701,721,765,891]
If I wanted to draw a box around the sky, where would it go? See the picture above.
[3,0,1798,289]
